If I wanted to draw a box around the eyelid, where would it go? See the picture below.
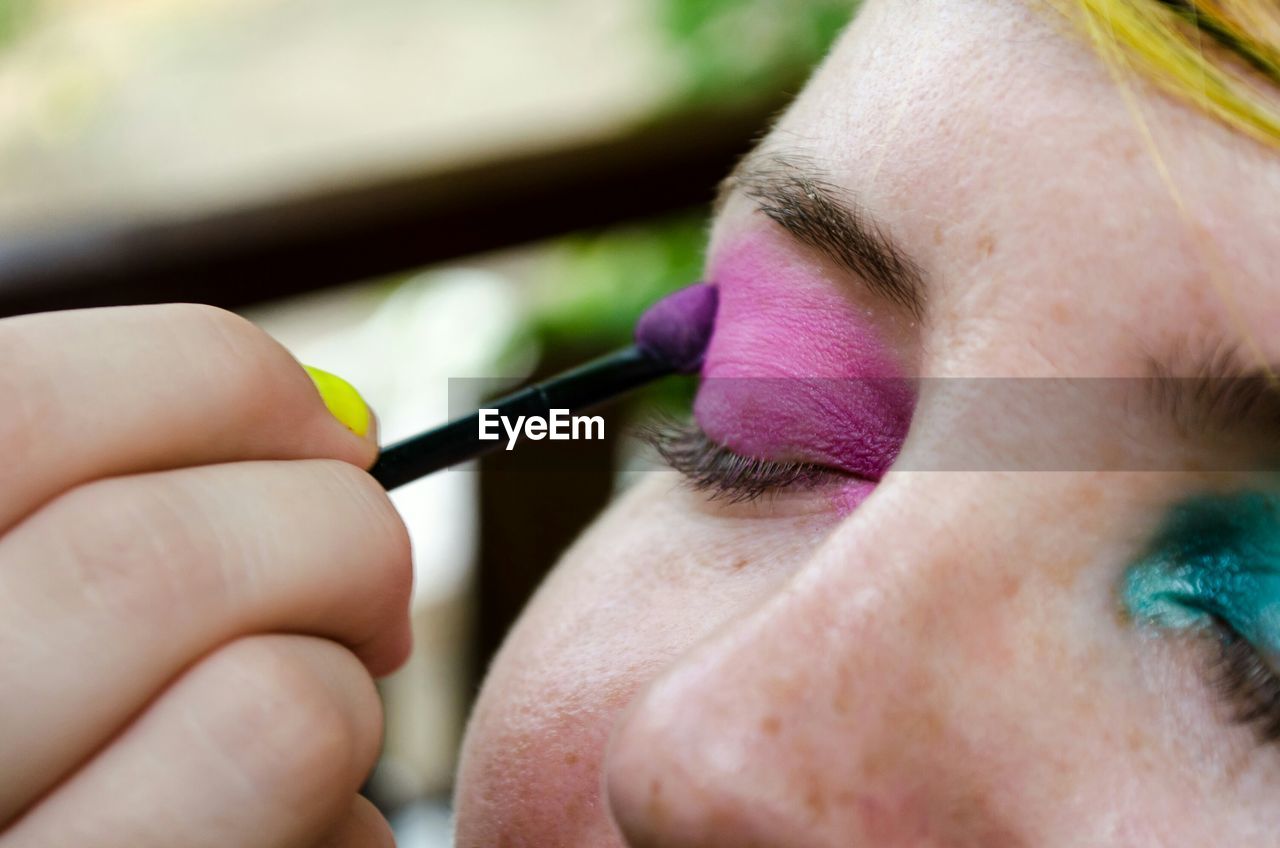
[641,418,847,503]
[1124,489,1280,749]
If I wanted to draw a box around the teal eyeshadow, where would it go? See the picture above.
[1123,490,1280,653]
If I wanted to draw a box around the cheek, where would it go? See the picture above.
[452,475,838,846]
[602,473,1265,846]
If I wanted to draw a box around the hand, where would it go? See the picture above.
[0,305,412,847]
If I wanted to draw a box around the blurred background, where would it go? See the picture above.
[0,0,852,843]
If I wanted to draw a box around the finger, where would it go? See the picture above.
[1,635,383,848]
[0,304,376,532]
[0,459,412,824]
[313,796,397,848]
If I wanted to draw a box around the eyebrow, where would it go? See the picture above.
[717,150,927,321]
[1147,343,1280,449]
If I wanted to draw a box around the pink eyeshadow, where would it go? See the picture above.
[694,232,914,496]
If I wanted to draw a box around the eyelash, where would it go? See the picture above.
[1209,619,1280,743]
[641,419,842,503]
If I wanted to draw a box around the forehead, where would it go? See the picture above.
[738,0,1280,374]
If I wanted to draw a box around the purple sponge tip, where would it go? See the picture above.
[634,282,718,374]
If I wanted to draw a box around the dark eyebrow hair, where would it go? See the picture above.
[1146,341,1280,448]
[717,150,926,321]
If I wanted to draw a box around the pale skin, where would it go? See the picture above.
[5,0,1280,845]
[455,0,1280,845]
[0,304,412,847]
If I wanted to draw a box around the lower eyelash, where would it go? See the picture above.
[1209,620,1280,743]
[640,419,839,504]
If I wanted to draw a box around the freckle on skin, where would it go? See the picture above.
[564,752,579,765]
[917,706,946,744]
[1074,685,1102,723]
[804,778,828,821]
[860,746,894,782]
[1044,551,1088,589]
[975,233,996,257]
[999,573,1023,599]
[646,778,666,821]
[1071,482,1105,509]
[761,715,782,736]
[1049,301,1071,325]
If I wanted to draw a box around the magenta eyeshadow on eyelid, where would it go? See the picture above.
[693,234,914,495]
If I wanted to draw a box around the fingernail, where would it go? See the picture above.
[304,366,372,438]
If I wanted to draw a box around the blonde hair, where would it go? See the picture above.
[1040,1,1280,377]
[1045,0,1280,146]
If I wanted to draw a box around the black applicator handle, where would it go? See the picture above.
[370,345,670,490]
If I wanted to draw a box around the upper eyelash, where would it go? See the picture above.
[640,418,838,504]
[1209,619,1280,743]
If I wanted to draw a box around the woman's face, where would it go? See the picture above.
[454,0,1280,844]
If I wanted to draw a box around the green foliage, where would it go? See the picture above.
[0,0,37,49]
[657,0,856,102]
[517,213,709,411]
[526,213,708,351]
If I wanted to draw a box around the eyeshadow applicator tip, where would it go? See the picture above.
[634,282,718,374]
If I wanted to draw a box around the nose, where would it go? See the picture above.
[605,638,852,848]
[603,475,1061,848]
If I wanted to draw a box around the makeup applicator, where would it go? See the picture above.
[370,282,718,490]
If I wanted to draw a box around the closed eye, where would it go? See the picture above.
[641,418,850,504]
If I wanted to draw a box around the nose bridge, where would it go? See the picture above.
[605,474,1043,847]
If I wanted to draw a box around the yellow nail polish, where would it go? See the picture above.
[304,366,372,438]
